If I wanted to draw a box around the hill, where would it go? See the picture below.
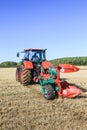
[50,56,87,66]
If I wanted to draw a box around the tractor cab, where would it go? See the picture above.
[25,49,47,78]
[17,48,47,62]
[22,48,47,63]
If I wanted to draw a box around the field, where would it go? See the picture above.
[0,67,87,130]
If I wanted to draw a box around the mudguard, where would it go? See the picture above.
[58,64,79,73]
[23,61,33,69]
[42,61,54,69]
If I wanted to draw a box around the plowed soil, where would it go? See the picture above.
[0,67,87,130]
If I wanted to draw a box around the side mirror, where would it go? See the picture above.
[17,52,20,57]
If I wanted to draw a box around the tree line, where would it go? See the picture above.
[50,57,87,66]
[0,57,87,67]
[0,61,17,67]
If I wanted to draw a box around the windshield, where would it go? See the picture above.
[29,50,46,62]
[24,50,46,62]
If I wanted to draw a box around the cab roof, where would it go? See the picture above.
[24,48,47,51]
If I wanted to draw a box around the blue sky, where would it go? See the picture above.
[0,0,87,63]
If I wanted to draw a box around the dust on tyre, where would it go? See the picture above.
[44,84,56,100]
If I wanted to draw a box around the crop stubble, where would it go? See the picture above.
[0,67,87,130]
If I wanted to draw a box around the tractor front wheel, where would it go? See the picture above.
[44,85,56,100]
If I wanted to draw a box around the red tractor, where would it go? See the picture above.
[16,48,52,85]
[16,48,82,99]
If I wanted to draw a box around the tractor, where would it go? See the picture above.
[16,48,82,99]
[16,48,52,85]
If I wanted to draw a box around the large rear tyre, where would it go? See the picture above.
[44,85,56,100]
[20,66,32,85]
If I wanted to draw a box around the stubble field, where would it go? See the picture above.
[0,67,87,130]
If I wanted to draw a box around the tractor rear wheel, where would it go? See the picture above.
[20,66,32,85]
[44,85,56,100]
[16,67,20,81]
